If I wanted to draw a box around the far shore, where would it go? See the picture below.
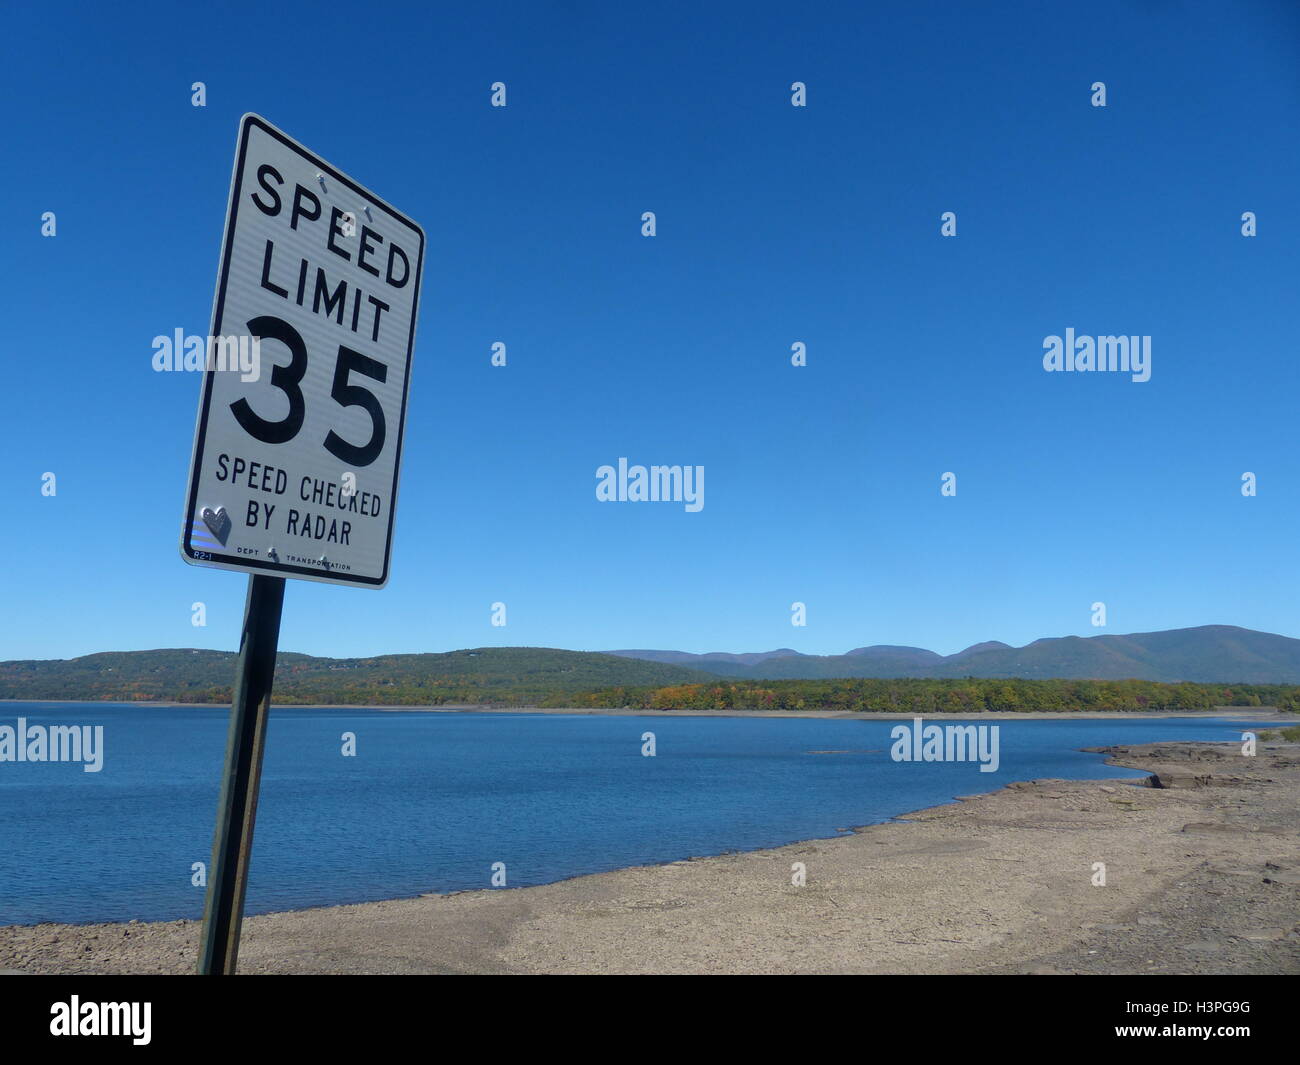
[1,699,1293,721]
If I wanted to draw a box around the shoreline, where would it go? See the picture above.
[1,698,1293,722]
[3,739,1296,974]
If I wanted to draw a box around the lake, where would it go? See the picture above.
[0,703,1269,925]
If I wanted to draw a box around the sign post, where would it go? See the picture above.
[183,114,424,974]
[197,574,284,974]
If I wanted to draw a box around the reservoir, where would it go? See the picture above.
[0,703,1270,925]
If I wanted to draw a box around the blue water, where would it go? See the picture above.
[0,704,1271,925]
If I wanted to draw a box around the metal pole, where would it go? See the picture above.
[197,573,285,975]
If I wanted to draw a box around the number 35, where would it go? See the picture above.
[230,314,388,467]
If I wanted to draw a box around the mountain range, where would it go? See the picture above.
[4,626,1300,705]
[608,625,1300,684]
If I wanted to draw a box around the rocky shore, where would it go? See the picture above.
[2,739,1297,975]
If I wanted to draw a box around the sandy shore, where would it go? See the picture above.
[3,738,1296,975]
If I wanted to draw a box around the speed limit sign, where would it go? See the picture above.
[185,115,427,974]
[181,113,424,587]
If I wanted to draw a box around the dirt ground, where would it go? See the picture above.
[2,740,1297,975]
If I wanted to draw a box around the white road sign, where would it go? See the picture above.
[181,114,424,587]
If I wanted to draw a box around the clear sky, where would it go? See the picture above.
[3,0,1298,661]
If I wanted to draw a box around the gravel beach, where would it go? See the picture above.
[3,739,1297,975]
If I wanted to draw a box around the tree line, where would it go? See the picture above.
[533,677,1300,713]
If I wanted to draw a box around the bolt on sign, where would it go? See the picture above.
[181,113,425,586]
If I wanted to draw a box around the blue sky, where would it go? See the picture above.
[3,0,1298,661]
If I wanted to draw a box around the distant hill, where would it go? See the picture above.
[0,647,714,705]
[5,626,1300,707]
[609,626,1300,684]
